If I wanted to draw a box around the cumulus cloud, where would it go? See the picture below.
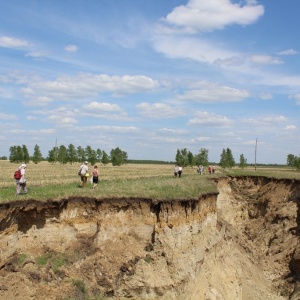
[137,102,185,119]
[47,115,78,124]
[259,93,273,100]
[191,136,212,142]
[0,36,29,48]
[162,0,264,33]
[250,55,283,65]
[64,44,78,52]
[177,83,249,102]
[188,111,234,127]
[25,51,48,58]
[158,128,188,135]
[0,113,17,120]
[289,94,300,105]
[78,125,139,133]
[242,115,287,126]
[284,125,297,131]
[277,49,298,56]
[21,73,160,104]
[153,36,241,65]
[83,101,122,112]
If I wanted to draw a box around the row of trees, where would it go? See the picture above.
[9,144,128,166]
[8,145,298,170]
[175,147,248,169]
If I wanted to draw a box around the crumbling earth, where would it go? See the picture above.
[0,176,300,300]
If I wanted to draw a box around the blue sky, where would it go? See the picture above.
[0,0,299,164]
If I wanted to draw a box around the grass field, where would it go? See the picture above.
[1,161,299,203]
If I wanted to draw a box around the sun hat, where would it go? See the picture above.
[21,163,26,168]
[84,161,88,164]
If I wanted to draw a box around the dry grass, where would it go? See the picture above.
[1,161,299,203]
[1,161,197,188]
[0,161,220,202]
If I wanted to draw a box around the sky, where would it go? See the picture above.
[0,0,300,164]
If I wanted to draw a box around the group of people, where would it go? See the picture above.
[197,165,215,175]
[173,165,183,178]
[78,161,99,189]
[14,161,100,195]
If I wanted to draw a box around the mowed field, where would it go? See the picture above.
[1,160,299,203]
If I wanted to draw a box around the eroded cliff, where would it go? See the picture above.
[0,176,300,300]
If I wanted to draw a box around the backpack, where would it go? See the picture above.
[14,169,22,180]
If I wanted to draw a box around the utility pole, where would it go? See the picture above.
[255,138,258,171]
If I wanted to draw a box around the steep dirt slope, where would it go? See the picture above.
[0,176,299,299]
[217,176,300,299]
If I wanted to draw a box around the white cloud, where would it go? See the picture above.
[277,49,298,56]
[0,113,17,120]
[47,115,78,124]
[242,115,287,126]
[21,73,160,103]
[259,93,272,100]
[159,128,188,135]
[177,84,249,102]
[83,102,122,112]
[191,136,212,142]
[289,94,300,105]
[284,125,297,131]
[153,36,241,65]
[64,44,78,52]
[162,0,264,33]
[137,102,185,119]
[0,36,29,48]
[79,125,140,133]
[250,55,283,65]
[188,111,234,127]
[25,51,49,58]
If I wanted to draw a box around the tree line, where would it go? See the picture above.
[174,147,247,169]
[8,144,128,166]
[8,144,296,169]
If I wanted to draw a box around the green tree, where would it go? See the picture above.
[287,154,297,168]
[9,146,18,163]
[287,154,300,170]
[66,144,77,164]
[96,149,103,162]
[101,151,110,165]
[77,146,86,163]
[57,145,67,164]
[175,148,189,167]
[187,151,195,166]
[32,144,43,164]
[47,147,56,163]
[220,147,235,169]
[239,154,247,169]
[195,148,209,166]
[110,147,128,166]
[85,145,97,166]
[22,145,30,163]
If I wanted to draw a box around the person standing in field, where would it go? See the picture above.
[92,165,99,189]
[78,161,89,187]
[174,165,179,177]
[16,163,28,195]
[178,166,183,178]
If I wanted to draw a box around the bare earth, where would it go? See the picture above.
[0,176,299,300]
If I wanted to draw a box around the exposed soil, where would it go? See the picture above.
[0,176,300,300]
